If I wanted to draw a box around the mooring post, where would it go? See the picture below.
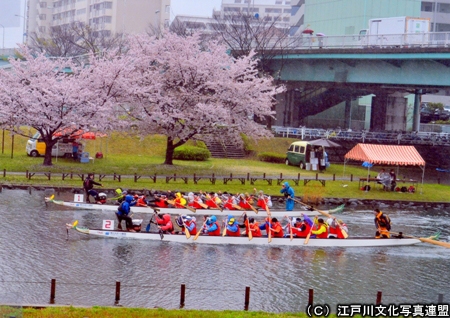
[350,174,353,182]
[50,278,56,304]
[376,291,382,304]
[180,284,185,308]
[333,174,336,181]
[308,288,314,306]
[114,281,120,305]
[438,293,444,303]
[3,169,5,177]
[244,286,250,311]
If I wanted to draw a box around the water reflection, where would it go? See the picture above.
[1,189,450,312]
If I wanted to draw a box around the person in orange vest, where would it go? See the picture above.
[327,217,348,239]
[268,218,284,238]
[374,208,391,238]
[311,217,328,239]
[134,194,148,207]
[238,193,254,210]
[254,189,272,211]
[247,217,262,237]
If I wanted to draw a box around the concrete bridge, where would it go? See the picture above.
[267,45,450,132]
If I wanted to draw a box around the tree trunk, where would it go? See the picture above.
[43,140,54,166]
[164,137,175,165]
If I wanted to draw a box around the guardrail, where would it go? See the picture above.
[277,32,450,50]
[271,126,450,146]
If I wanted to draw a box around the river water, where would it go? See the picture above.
[1,189,450,313]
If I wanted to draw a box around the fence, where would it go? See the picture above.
[1,278,445,312]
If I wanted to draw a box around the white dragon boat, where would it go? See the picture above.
[68,224,422,247]
[46,196,345,217]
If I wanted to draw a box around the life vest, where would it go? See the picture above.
[208,221,221,236]
[376,212,391,231]
[249,222,262,237]
[312,223,328,238]
[291,222,311,238]
[271,222,284,238]
[136,197,147,207]
[328,224,346,239]
[183,220,197,235]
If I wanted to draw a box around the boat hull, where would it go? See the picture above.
[74,227,421,247]
[49,199,344,217]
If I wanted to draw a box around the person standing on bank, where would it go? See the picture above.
[389,169,397,191]
[280,182,295,211]
[72,141,79,161]
[83,173,102,203]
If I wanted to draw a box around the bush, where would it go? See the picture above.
[173,146,210,161]
[240,133,255,156]
[193,140,208,149]
[257,152,285,163]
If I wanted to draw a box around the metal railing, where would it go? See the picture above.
[272,126,450,146]
[273,32,450,50]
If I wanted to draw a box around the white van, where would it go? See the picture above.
[26,132,82,158]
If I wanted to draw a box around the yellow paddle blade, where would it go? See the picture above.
[49,194,55,201]
[73,220,78,228]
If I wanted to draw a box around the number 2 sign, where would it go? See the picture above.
[102,220,114,230]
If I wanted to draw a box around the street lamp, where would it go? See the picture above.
[15,14,26,43]
[0,23,5,50]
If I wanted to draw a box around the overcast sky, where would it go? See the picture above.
[170,0,222,21]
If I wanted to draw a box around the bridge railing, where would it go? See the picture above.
[272,126,450,146]
[275,32,450,50]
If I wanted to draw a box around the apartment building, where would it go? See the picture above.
[219,0,291,24]
[27,0,171,38]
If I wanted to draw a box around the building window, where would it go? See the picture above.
[39,2,47,8]
[285,1,291,4]
[104,1,113,9]
[77,8,86,15]
[283,8,291,13]
[164,19,169,27]
[39,26,46,33]
[234,0,242,3]
[165,5,170,13]
[439,3,450,13]
[39,14,46,20]
[265,8,281,13]
[104,16,112,23]
[421,2,434,12]
[275,0,282,4]
[224,7,240,12]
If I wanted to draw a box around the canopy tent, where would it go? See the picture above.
[54,128,108,162]
[343,144,426,193]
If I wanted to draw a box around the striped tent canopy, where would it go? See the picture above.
[344,144,425,166]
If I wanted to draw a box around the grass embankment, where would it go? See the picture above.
[6,306,317,318]
[0,132,448,202]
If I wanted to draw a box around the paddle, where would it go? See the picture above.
[390,231,450,248]
[245,218,252,241]
[295,199,348,239]
[267,214,272,243]
[222,220,227,237]
[285,216,293,241]
[145,213,156,232]
[194,220,207,241]
[181,218,191,239]
[304,216,317,245]
[166,199,196,213]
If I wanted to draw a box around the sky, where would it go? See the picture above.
[0,0,26,49]
[170,0,223,21]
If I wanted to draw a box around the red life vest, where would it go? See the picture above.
[182,220,197,235]
[208,221,221,236]
[271,222,284,238]
[291,222,311,238]
[249,222,262,237]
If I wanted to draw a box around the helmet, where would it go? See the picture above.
[125,195,134,203]
[210,215,217,223]
[134,194,139,199]
[98,192,107,200]
[327,218,334,226]
[228,218,235,225]
[176,216,184,227]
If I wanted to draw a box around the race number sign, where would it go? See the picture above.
[102,220,114,230]
[74,194,84,202]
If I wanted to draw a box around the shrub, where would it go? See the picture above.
[257,152,285,163]
[240,133,255,156]
[173,146,210,161]
[193,140,208,149]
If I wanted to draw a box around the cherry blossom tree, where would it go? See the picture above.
[0,47,130,166]
[124,32,284,165]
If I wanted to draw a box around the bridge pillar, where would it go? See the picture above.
[344,99,352,129]
[413,89,422,132]
[371,92,408,131]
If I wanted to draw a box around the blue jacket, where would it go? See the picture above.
[226,215,239,233]
[280,182,295,211]
[117,195,136,216]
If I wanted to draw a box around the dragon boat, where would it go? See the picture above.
[46,196,345,217]
[67,222,423,248]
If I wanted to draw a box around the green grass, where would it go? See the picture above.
[19,306,339,318]
[0,132,448,202]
